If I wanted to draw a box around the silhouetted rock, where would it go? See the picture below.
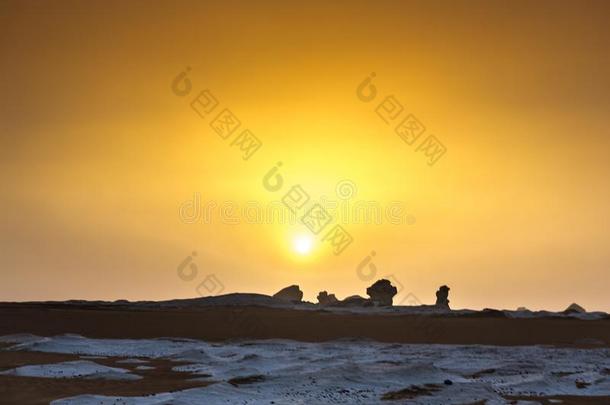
[317,291,339,306]
[516,306,529,311]
[435,285,450,309]
[273,285,303,303]
[480,308,507,318]
[564,303,586,314]
[338,295,372,307]
[366,279,398,306]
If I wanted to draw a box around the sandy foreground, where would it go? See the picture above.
[1,335,609,404]
[1,302,610,404]
[0,342,211,404]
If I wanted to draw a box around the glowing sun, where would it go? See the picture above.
[293,234,314,255]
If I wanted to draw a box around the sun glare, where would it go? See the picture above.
[293,234,314,255]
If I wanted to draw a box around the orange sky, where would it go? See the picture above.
[1,0,609,311]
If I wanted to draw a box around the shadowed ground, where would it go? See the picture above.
[1,302,609,347]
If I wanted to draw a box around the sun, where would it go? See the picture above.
[293,234,314,255]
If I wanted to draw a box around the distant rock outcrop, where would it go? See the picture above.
[564,303,586,314]
[273,285,303,303]
[317,291,339,306]
[366,279,398,306]
[516,306,529,311]
[435,285,450,309]
[338,295,372,307]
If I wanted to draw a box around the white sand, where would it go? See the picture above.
[2,334,608,404]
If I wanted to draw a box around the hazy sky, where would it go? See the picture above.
[1,0,609,310]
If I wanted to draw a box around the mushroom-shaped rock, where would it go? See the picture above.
[273,285,303,303]
[435,285,450,309]
[564,303,586,314]
[317,291,339,306]
[366,279,398,306]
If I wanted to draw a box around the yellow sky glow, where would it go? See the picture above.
[1,0,609,311]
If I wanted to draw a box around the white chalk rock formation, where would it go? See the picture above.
[272,285,303,303]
